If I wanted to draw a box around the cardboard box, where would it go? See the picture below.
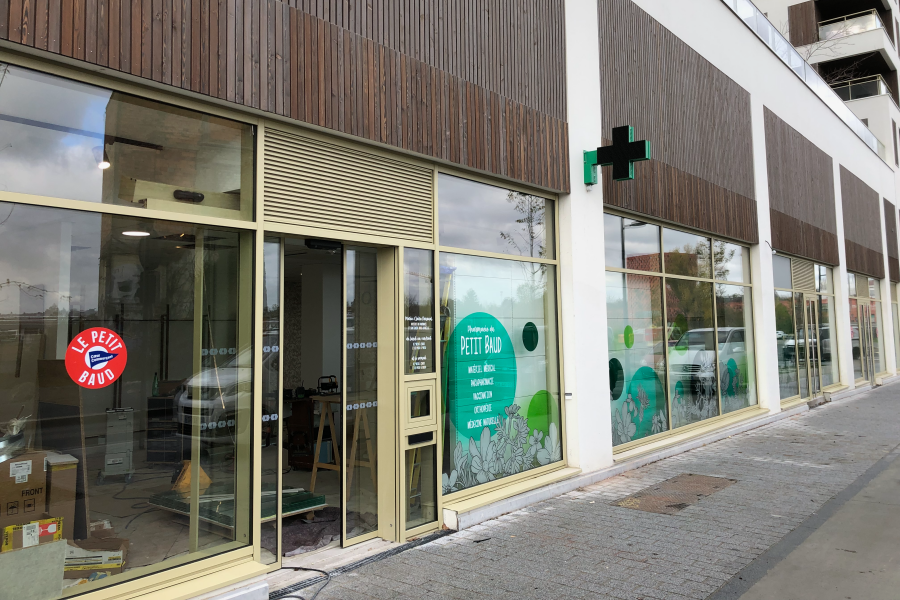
[0,540,66,600]
[0,451,48,530]
[45,453,78,540]
[1,515,63,552]
[64,538,129,579]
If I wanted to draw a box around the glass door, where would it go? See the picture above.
[859,303,876,383]
[343,247,396,545]
[802,295,822,399]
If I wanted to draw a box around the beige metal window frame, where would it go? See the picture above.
[773,257,842,405]
[435,166,568,507]
[848,272,889,381]
[603,208,757,452]
[0,48,572,597]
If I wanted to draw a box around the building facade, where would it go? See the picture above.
[0,0,896,599]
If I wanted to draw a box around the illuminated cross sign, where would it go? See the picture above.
[583,125,651,184]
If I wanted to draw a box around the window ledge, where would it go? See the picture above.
[442,466,581,529]
[613,406,770,463]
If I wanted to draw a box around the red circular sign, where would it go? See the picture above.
[65,327,128,389]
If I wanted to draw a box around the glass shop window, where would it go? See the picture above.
[404,248,435,375]
[438,253,561,494]
[438,174,555,259]
[0,202,252,595]
[0,63,254,220]
[604,214,661,272]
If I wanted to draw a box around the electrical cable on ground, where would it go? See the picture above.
[276,567,331,600]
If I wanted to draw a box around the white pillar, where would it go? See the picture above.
[559,0,612,472]
[878,202,896,376]
[748,96,780,413]
[832,162,856,388]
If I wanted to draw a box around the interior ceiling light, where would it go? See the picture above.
[122,231,150,237]
[92,145,111,169]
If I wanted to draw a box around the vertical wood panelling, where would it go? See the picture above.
[597,0,756,243]
[841,166,884,279]
[764,107,839,265]
[788,1,818,47]
[884,199,899,282]
[0,0,569,192]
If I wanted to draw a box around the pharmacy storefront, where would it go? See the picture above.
[0,58,565,598]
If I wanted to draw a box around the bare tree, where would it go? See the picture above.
[779,20,851,61]
[779,21,872,85]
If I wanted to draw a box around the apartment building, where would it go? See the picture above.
[0,0,896,599]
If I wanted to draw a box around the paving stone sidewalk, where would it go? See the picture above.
[300,386,900,600]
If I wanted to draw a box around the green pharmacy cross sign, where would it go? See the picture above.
[584,125,651,184]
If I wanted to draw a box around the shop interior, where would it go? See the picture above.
[0,204,251,589]
[260,238,345,560]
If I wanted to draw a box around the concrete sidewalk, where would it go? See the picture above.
[271,384,900,600]
[715,445,900,600]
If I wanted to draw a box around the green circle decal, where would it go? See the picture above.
[624,325,635,349]
[443,312,517,445]
[525,390,558,438]
[523,322,539,352]
[609,358,625,401]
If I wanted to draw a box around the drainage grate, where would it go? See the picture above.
[613,473,737,515]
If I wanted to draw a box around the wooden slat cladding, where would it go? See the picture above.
[788,1,818,47]
[597,0,757,243]
[841,166,884,279]
[764,107,839,265]
[602,145,758,244]
[277,0,566,122]
[884,199,899,282]
[770,209,840,266]
[0,0,570,193]
[264,126,434,242]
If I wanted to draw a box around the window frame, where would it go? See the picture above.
[435,167,567,504]
[603,208,758,451]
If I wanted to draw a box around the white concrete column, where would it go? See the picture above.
[832,162,856,388]
[559,0,612,473]
[878,203,896,376]
[748,96,780,413]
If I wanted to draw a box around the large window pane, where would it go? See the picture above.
[819,295,839,388]
[716,285,756,413]
[666,279,718,428]
[438,174,554,259]
[603,214,661,272]
[815,265,833,293]
[663,228,712,279]
[714,241,749,283]
[0,63,254,220]
[606,272,668,445]
[775,291,799,399]
[872,300,885,374]
[850,298,863,380]
[796,292,809,399]
[0,202,251,592]
[260,239,281,564]
[439,253,561,494]
[345,248,379,539]
[773,255,792,289]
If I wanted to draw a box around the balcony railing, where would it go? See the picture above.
[832,75,892,101]
[819,10,884,42]
[721,0,887,161]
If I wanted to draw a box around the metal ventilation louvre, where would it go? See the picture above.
[263,127,434,243]
[791,258,816,292]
